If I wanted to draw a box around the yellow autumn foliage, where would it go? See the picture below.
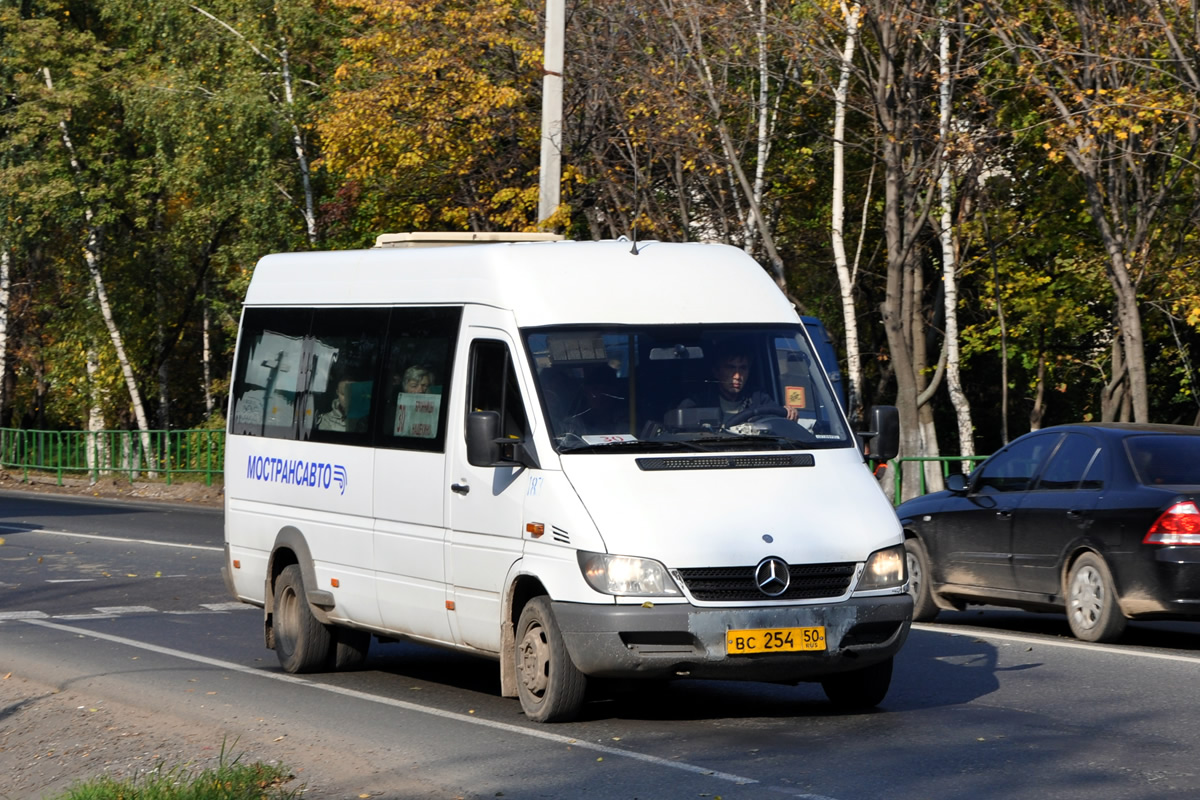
[318,0,544,231]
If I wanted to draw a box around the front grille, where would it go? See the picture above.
[676,562,855,601]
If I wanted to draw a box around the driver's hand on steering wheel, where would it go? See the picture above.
[786,407,799,422]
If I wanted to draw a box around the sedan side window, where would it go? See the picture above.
[1035,433,1101,491]
[975,434,1060,494]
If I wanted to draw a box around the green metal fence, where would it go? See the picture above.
[890,454,988,505]
[0,426,978,500]
[0,428,224,486]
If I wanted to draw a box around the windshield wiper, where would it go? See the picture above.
[557,437,709,453]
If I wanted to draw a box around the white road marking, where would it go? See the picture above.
[0,525,222,552]
[200,602,254,612]
[912,622,1200,664]
[21,618,760,787]
[0,611,49,620]
[45,579,97,584]
[93,605,157,614]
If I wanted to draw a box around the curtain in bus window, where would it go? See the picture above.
[229,308,312,439]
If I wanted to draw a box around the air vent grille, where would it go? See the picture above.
[676,562,855,601]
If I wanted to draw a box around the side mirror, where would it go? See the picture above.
[859,405,899,463]
[467,411,503,466]
[466,411,540,469]
[945,472,968,493]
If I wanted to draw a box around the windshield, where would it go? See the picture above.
[525,325,851,453]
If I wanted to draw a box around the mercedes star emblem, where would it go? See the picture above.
[754,556,791,597]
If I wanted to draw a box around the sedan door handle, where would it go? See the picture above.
[996,509,1013,519]
[451,482,470,495]
[1066,509,1085,520]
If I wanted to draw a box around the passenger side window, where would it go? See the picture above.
[377,307,461,452]
[1035,433,1100,491]
[975,434,1059,494]
[304,308,388,444]
[229,308,312,439]
[470,340,528,441]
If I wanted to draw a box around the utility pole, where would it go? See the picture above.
[537,0,565,227]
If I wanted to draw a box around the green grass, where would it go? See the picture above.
[54,746,303,800]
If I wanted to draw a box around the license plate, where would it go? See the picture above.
[726,626,827,654]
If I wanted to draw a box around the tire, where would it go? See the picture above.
[821,656,893,711]
[1065,552,1127,643]
[329,627,371,671]
[273,564,333,673]
[514,596,587,722]
[904,538,940,622]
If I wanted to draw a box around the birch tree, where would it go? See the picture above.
[43,67,155,469]
[936,6,974,459]
[830,1,866,421]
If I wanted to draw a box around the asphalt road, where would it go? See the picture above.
[3,490,1200,799]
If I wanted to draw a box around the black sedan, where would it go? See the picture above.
[897,423,1200,642]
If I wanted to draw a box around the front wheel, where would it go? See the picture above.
[821,657,893,711]
[273,564,332,674]
[1065,552,1126,643]
[904,538,940,622]
[515,597,587,722]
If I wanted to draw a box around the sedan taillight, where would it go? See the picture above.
[1143,501,1200,545]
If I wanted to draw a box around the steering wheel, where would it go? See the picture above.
[723,405,790,427]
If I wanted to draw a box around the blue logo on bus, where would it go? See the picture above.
[246,455,347,495]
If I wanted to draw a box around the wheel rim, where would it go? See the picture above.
[1068,565,1104,630]
[906,550,923,599]
[277,585,299,652]
[518,622,551,698]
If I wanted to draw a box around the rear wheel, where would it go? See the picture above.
[515,596,587,722]
[273,564,332,674]
[904,538,940,622]
[821,657,893,711]
[1065,552,1126,643]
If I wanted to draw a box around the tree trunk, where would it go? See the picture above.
[831,1,865,421]
[937,12,974,458]
[0,249,9,421]
[202,279,215,417]
[44,67,155,474]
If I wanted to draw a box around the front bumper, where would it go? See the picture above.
[553,594,913,682]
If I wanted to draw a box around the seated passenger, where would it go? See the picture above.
[680,346,798,424]
[401,365,433,395]
[317,379,355,432]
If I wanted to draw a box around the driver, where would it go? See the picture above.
[681,346,799,424]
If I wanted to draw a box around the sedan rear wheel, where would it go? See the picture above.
[1065,552,1126,643]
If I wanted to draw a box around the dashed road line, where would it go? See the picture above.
[0,604,256,622]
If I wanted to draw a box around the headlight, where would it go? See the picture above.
[578,551,681,596]
[857,544,907,591]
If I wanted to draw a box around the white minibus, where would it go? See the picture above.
[221,234,909,722]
